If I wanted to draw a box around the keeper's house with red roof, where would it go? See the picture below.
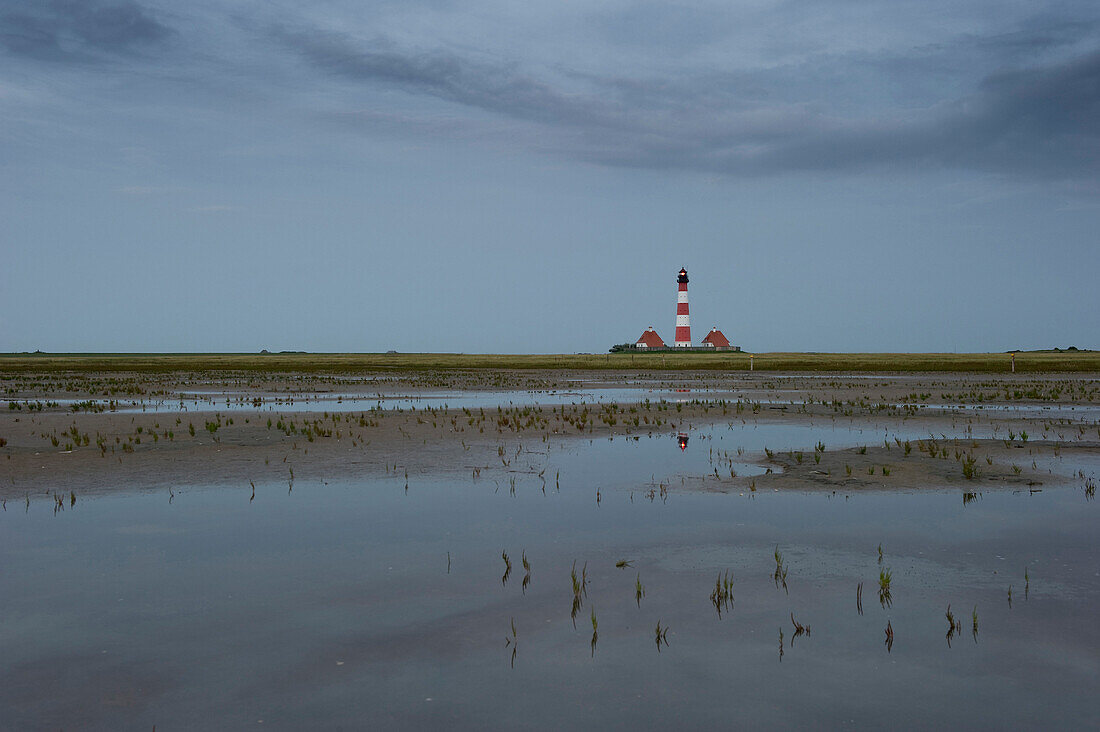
[701,328,733,350]
[635,328,666,348]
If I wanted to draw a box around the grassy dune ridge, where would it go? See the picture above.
[1,351,1097,374]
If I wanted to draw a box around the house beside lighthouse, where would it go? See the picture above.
[635,328,666,348]
[702,328,732,349]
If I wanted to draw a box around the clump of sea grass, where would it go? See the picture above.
[878,567,893,608]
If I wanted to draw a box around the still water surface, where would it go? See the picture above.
[1,421,1097,729]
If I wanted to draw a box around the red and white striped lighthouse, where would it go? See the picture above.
[675,268,691,347]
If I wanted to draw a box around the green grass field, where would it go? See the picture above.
[0,351,1097,374]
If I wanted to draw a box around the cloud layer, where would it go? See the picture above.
[2,1,1098,180]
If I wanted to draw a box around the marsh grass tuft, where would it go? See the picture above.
[590,608,598,656]
[790,612,810,644]
[654,620,669,651]
[945,605,962,647]
[570,560,587,627]
[710,570,734,617]
[505,617,518,668]
[878,567,893,608]
[773,545,789,594]
[962,453,980,480]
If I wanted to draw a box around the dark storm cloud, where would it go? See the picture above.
[2,2,1096,180]
[632,49,1100,177]
[271,26,627,132]
[0,0,171,62]
[280,22,1100,179]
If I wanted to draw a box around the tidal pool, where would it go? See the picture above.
[1,421,1097,730]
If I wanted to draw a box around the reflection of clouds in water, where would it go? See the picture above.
[116,524,186,536]
[648,542,1081,599]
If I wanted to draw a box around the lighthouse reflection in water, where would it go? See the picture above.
[677,432,689,451]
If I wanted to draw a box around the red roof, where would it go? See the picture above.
[636,328,666,347]
[702,328,731,348]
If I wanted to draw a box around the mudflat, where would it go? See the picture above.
[3,364,1099,730]
[2,368,1096,500]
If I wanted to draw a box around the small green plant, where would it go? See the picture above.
[654,620,669,651]
[878,567,893,608]
[635,574,645,606]
[590,607,598,656]
[570,560,586,628]
[962,453,979,479]
[945,604,962,646]
[773,546,788,593]
[710,570,734,617]
[790,612,810,642]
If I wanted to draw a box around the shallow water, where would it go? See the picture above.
[54,386,1100,427]
[1,421,1097,730]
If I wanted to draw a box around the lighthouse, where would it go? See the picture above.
[675,268,691,347]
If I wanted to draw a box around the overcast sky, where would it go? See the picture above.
[2,1,1097,353]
